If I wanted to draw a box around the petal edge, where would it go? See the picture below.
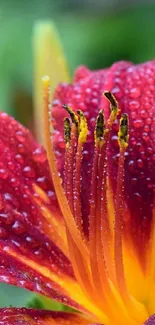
[0,308,91,325]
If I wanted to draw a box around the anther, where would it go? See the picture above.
[64,117,71,147]
[77,110,88,144]
[104,91,119,123]
[118,113,129,149]
[62,104,79,128]
[95,109,106,147]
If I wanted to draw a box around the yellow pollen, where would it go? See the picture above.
[77,110,88,144]
[118,113,129,149]
[64,117,71,148]
[63,104,79,128]
[104,90,120,124]
[94,109,106,148]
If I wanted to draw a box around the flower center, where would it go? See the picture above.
[43,76,150,325]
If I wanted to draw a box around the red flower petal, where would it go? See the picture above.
[0,308,91,325]
[0,113,100,316]
[52,60,155,254]
[0,112,67,253]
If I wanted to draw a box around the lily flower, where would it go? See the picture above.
[0,24,155,324]
[0,61,155,325]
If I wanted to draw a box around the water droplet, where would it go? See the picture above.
[15,130,25,143]
[144,125,149,132]
[142,133,149,142]
[129,100,140,110]
[140,110,147,119]
[131,111,136,119]
[131,178,137,185]
[12,220,26,235]
[23,166,36,178]
[32,148,46,163]
[137,159,144,168]
[128,160,135,172]
[111,135,119,148]
[85,88,91,94]
[112,87,123,98]
[146,118,152,125]
[0,169,9,179]
[7,161,15,171]
[47,191,55,199]
[26,236,39,249]
[10,177,20,187]
[15,154,24,164]
[34,248,43,259]
[133,192,142,201]
[18,144,25,153]
[91,98,98,108]
[148,147,153,155]
[130,87,141,98]
[36,176,48,190]
[0,213,13,225]
[133,119,143,128]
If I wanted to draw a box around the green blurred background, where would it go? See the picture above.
[0,0,155,310]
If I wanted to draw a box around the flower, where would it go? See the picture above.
[0,60,155,325]
[1,16,155,322]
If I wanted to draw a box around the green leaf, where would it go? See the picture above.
[0,284,33,308]
[26,294,73,312]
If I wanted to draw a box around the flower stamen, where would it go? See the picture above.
[43,78,97,306]
[114,114,129,297]
[46,80,148,323]
[114,114,148,322]
[43,76,89,257]
[74,110,88,237]
[64,120,76,212]
[104,90,119,128]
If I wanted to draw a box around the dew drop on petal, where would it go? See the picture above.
[34,248,43,259]
[32,148,47,163]
[18,144,25,153]
[128,160,135,172]
[130,87,141,98]
[10,177,20,187]
[36,176,48,190]
[131,177,137,185]
[111,135,119,148]
[0,169,9,179]
[23,166,36,178]
[8,161,15,171]
[137,159,144,168]
[15,130,25,143]
[0,213,13,225]
[15,154,24,164]
[26,236,39,248]
[133,119,143,128]
[129,100,140,110]
[12,220,26,235]
[133,192,142,201]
